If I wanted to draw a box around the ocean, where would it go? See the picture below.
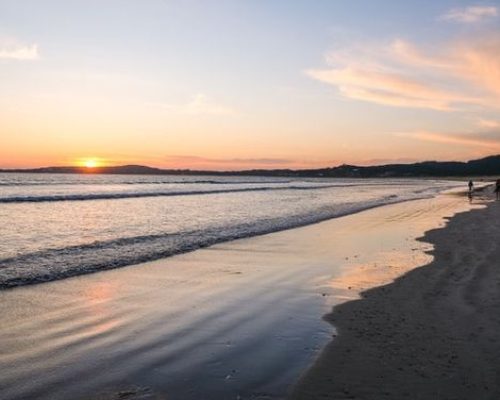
[0,173,461,288]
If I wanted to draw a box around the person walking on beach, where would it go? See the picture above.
[468,180,474,195]
[495,179,500,200]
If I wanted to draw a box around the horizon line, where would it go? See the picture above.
[1,154,499,174]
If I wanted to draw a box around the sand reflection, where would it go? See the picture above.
[329,237,434,301]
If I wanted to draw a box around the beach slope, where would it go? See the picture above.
[290,200,500,400]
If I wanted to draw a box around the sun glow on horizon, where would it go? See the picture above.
[78,158,101,169]
[85,159,98,168]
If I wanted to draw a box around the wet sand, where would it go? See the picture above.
[0,195,475,400]
[290,193,499,399]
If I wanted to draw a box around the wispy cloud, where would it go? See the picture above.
[478,118,500,128]
[308,66,469,111]
[184,93,234,115]
[166,155,293,165]
[441,6,498,23]
[163,155,298,170]
[0,39,39,60]
[307,33,500,111]
[357,157,420,166]
[152,93,235,116]
[397,130,500,150]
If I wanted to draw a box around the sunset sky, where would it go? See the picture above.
[1,0,500,170]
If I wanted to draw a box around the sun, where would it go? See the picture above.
[83,159,99,168]
[76,157,105,169]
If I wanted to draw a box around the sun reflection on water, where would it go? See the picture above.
[82,281,122,336]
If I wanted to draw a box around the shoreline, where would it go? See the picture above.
[290,192,498,399]
[1,187,461,290]
[0,193,476,400]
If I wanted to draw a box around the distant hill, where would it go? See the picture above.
[2,155,500,178]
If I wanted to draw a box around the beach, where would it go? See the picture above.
[3,1,500,398]
[0,190,481,400]
[291,190,499,400]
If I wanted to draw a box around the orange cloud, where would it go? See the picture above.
[478,119,500,128]
[455,37,500,97]
[308,66,472,111]
[397,131,500,150]
[162,155,332,170]
[308,34,500,112]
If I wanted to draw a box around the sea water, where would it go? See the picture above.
[0,173,461,288]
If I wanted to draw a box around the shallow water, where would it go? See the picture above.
[0,195,474,400]
[0,173,460,287]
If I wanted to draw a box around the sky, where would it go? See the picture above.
[1,0,500,170]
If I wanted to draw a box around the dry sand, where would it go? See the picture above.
[290,194,500,400]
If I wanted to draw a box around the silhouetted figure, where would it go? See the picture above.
[495,179,500,200]
[468,180,474,194]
